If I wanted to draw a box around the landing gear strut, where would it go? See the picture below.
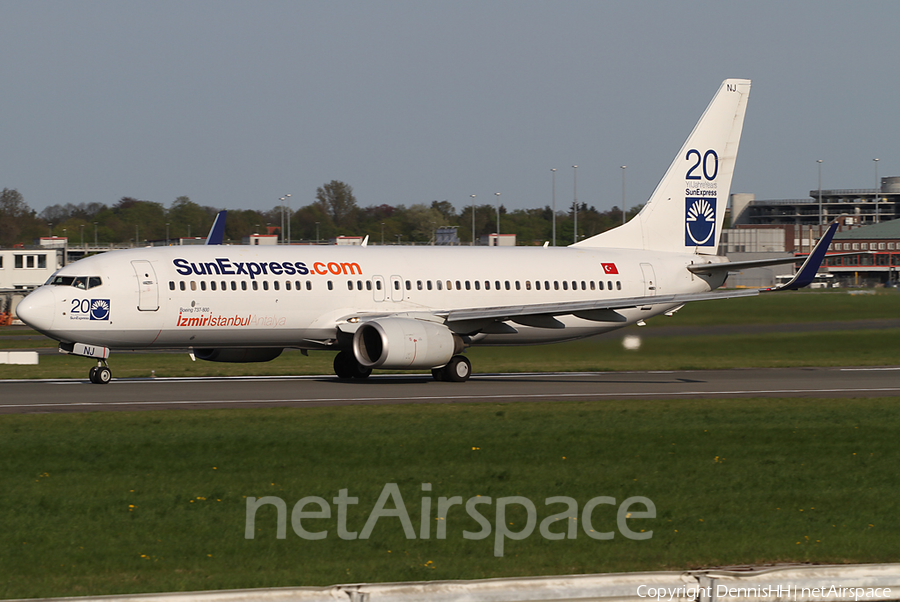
[333,350,372,380]
[431,355,472,382]
[88,360,112,384]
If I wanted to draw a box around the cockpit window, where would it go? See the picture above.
[50,276,75,286]
[48,275,102,289]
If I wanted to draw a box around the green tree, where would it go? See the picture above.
[0,188,42,246]
[315,181,358,229]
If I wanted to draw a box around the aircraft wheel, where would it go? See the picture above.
[352,363,372,379]
[88,366,98,383]
[333,351,355,379]
[95,366,112,384]
[443,355,471,383]
[431,367,445,382]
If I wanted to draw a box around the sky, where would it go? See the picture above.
[1,1,898,217]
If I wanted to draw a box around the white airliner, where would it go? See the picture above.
[17,79,837,384]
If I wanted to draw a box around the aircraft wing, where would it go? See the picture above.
[688,221,839,276]
[205,210,227,245]
[441,288,760,324]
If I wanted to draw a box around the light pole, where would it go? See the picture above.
[280,197,284,244]
[494,192,501,244]
[284,194,291,245]
[94,222,98,246]
[816,160,823,231]
[166,222,170,246]
[48,222,53,238]
[572,165,578,244]
[551,168,557,246]
[470,195,476,246]
[80,224,84,247]
[874,158,880,224]
[315,222,320,244]
[381,222,385,246]
[620,165,627,225]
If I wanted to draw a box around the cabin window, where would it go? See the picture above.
[273,281,279,291]
[515,281,521,290]
[169,281,175,290]
[426,280,432,290]
[504,281,510,290]
[393,280,400,290]
[536,281,542,290]
[252,281,258,291]
[231,281,237,291]
[598,281,604,290]
[241,281,247,290]
[347,281,354,291]
[581,281,586,290]
[73,276,87,290]
[200,281,207,291]
[327,281,333,290]
[417,280,423,290]
[562,281,568,290]
[295,281,301,290]
[210,281,217,291]
[455,280,461,290]
[405,280,411,290]
[525,280,532,290]
[590,281,596,290]
[483,281,489,290]
[544,281,550,290]
[191,281,197,291]
[286,281,292,290]
[474,281,480,290]
[554,281,559,290]
[436,280,442,290]
[180,281,186,291]
[306,281,312,290]
[366,281,372,291]
[465,281,471,290]
[617,281,622,290]
[376,280,382,290]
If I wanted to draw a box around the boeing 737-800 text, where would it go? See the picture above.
[17,79,837,383]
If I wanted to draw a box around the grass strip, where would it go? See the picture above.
[0,328,896,381]
[0,398,898,598]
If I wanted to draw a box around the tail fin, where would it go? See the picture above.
[575,78,750,254]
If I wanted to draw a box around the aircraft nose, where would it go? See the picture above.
[16,287,56,333]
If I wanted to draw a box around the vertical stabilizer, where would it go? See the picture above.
[575,79,750,254]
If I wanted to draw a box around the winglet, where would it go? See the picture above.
[205,210,227,245]
[771,221,838,291]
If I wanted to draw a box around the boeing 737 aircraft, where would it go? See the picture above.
[17,79,838,384]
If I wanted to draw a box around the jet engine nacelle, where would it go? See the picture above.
[194,348,284,363]
[352,318,462,369]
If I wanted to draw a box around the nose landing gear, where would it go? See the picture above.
[88,361,112,384]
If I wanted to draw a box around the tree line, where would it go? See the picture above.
[0,181,641,247]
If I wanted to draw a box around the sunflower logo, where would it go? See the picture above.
[685,198,716,246]
[90,299,111,320]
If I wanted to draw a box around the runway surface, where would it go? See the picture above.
[0,366,898,414]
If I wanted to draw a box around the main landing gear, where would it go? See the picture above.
[431,355,472,383]
[333,350,372,380]
[88,360,112,384]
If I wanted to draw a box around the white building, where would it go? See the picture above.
[0,249,61,290]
